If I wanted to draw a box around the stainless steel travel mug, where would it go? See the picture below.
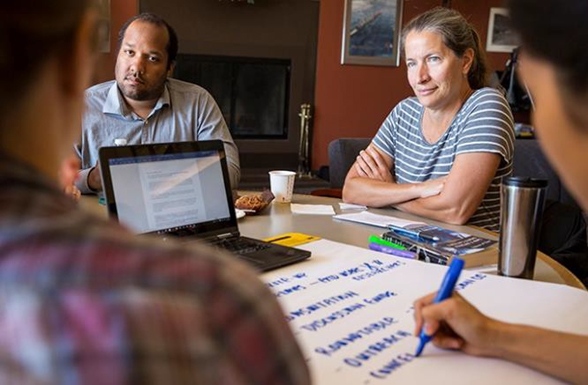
[499,177,548,279]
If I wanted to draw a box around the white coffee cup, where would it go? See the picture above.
[269,170,296,203]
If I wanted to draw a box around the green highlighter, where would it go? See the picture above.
[368,235,407,250]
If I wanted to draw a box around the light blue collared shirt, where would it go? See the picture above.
[76,78,240,193]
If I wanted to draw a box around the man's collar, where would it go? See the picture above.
[102,82,128,116]
[151,85,171,117]
[102,81,171,119]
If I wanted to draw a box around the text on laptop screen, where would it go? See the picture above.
[108,150,231,234]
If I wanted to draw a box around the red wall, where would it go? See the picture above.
[93,0,139,84]
[311,0,509,169]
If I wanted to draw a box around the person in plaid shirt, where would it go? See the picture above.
[0,1,310,384]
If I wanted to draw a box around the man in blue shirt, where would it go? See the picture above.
[76,13,240,193]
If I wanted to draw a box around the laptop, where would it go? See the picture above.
[99,140,311,272]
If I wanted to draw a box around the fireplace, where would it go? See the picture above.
[140,0,319,174]
[174,54,291,140]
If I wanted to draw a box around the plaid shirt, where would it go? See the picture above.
[0,157,310,385]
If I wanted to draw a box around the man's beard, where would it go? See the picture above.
[119,76,166,101]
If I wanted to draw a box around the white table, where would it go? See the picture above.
[238,194,585,290]
[80,193,585,290]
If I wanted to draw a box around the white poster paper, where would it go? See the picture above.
[263,239,588,384]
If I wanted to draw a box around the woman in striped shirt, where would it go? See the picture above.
[343,7,515,231]
[414,1,588,381]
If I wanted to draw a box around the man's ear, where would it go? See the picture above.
[167,62,176,78]
[60,9,98,96]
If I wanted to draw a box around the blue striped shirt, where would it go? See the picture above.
[373,88,515,231]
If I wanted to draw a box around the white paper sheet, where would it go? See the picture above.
[263,239,588,384]
[291,204,336,215]
[333,211,426,228]
[338,202,367,211]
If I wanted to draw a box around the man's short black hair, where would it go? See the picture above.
[117,13,178,70]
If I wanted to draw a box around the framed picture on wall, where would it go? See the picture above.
[486,7,518,53]
[341,0,403,67]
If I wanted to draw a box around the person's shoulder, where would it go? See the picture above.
[396,96,422,110]
[167,78,212,98]
[377,97,420,137]
[470,87,509,105]
[392,96,422,119]
[84,80,115,110]
[85,80,115,99]
[111,233,276,320]
[80,214,265,292]
[463,87,511,117]
[475,87,506,98]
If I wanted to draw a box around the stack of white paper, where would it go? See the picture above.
[291,204,336,215]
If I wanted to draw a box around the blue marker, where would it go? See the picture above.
[415,257,464,357]
[368,242,417,259]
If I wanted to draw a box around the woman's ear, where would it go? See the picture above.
[60,9,98,97]
[462,48,475,75]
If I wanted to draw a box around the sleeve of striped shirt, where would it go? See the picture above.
[455,89,515,164]
[372,103,402,160]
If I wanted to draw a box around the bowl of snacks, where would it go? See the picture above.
[234,190,275,215]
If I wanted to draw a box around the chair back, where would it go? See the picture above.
[513,139,578,208]
[328,138,371,189]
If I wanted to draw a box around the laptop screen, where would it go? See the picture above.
[99,141,238,237]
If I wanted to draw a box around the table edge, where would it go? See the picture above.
[473,226,586,291]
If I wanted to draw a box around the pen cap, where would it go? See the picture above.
[499,177,547,279]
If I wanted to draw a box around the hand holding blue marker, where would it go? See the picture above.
[415,257,464,357]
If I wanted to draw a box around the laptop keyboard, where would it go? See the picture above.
[215,238,271,255]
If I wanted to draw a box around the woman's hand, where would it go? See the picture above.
[353,146,445,200]
[413,292,501,357]
[354,147,393,182]
[419,177,446,198]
